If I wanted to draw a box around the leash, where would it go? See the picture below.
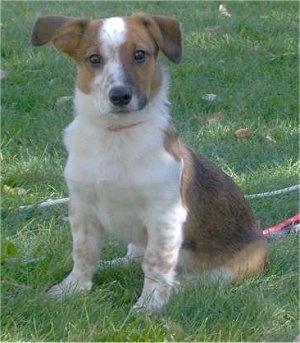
[262,213,300,239]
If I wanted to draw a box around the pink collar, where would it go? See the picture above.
[107,120,145,132]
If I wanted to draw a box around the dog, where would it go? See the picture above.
[31,12,268,312]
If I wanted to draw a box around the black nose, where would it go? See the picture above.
[109,86,132,106]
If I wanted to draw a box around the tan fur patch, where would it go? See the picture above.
[119,17,162,102]
[225,238,269,281]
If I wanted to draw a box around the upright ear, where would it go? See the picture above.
[31,16,89,56]
[132,12,182,63]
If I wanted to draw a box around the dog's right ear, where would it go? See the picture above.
[132,12,182,64]
[31,16,89,57]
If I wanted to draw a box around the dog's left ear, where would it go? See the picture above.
[31,16,89,57]
[133,12,182,64]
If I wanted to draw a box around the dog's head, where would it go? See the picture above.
[31,13,182,116]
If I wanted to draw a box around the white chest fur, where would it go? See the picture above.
[64,94,186,244]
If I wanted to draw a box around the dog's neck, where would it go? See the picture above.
[106,120,146,132]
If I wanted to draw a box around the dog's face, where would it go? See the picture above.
[31,13,182,116]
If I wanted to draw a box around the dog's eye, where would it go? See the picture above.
[88,54,102,66]
[134,50,146,63]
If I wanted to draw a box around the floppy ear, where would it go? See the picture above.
[132,12,182,63]
[31,16,89,57]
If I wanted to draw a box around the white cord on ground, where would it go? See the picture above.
[16,184,299,210]
[19,197,69,210]
[245,184,300,199]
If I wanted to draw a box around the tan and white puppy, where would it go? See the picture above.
[31,12,268,312]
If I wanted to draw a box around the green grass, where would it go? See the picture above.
[1,1,299,341]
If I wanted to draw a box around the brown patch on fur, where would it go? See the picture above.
[118,17,162,103]
[225,238,269,281]
[119,12,182,102]
[163,122,184,162]
[163,121,268,278]
[72,20,103,94]
[31,16,102,94]
[131,12,182,64]
[52,19,103,94]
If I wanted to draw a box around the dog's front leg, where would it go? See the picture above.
[133,212,185,312]
[48,199,102,297]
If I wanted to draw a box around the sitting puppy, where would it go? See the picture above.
[31,12,268,312]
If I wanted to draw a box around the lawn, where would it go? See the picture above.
[1,1,299,341]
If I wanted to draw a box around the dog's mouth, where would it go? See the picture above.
[110,106,135,114]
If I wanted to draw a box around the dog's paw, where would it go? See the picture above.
[47,275,92,298]
[132,299,163,315]
[132,289,169,314]
[132,277,174,313]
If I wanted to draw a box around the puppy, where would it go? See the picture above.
[31,12,268,312]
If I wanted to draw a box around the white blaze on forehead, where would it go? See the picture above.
[99,17,127,52]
